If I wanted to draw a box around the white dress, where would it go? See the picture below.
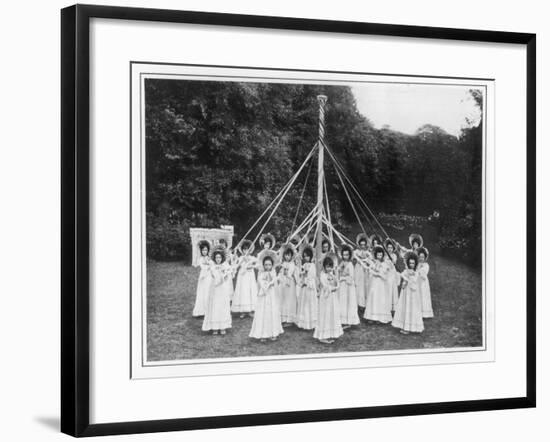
[314,271,343,340]
[418,262,434,318]
[392,269,424,332]
[202,264,232,331]
[385,253,400,311]
[278,261,298,323]
[364,260,392,323]
[338,261,360,325]
[224,256,236,302]
[231,255,258,313]
[296,262,318,329]
[249,270,284,339]
[354,249,370,308]
[192,255,212,317]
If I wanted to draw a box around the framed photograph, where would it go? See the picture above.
[61,4,536,437]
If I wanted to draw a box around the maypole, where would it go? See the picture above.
[231,93,392,270]
[315,94,328,270]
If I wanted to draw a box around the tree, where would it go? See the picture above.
[145,80,483,264]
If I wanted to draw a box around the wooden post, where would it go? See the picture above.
[315,95,328,272]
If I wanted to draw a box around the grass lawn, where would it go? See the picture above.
[146,252,483,362]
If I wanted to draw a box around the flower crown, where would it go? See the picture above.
[279,242,297,261]
[259,233,276,249]
[369,234,382,246]
[404,251,419,269]
[237,239,255,255]
[356,233,370,247]
[409,233,424,248]
[197,239,211,252]
[416,246,429,260]
[210,245,227,263]
[258,249,278,267]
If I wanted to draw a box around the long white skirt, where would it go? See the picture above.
[192,271,212,317]
[249,291,284,339]
[224,276,234,304]
[364,276,392,323]
[386,267,399,311]
[296,286,318,330]
[231,269,257,313]
[314,293,343,340]
[202,283,232,331]
[354,263,368,308]
[279,281,298,323]
[339,282,360,325]
[419,277,433,317]
[392,286,424,332]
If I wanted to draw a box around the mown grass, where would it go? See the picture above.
[146,252,482,361]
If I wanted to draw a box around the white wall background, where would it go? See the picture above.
[0,0,545,440]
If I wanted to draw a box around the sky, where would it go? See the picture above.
[351,83,481,137]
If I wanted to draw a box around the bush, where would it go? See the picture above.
[377,213,429,231]
[146,213,191,261]
[438,213,481,267]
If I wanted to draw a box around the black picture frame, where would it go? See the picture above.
[61,4,536,437]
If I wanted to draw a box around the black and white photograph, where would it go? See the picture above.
[55,3,536,437]
[136,66,487,366]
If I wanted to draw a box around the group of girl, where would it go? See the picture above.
[192,232,433,344]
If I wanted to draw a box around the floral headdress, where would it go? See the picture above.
[404,251,419,269]
[409,233,424,248]
[322,251,339,269]
[416,246,429,260]
[237,239,255,255]
[197,239,211,253]
[384,238,397,251]
[258,249,278,268]
[369,234,383,247]
[210,244,227,264]
[339,243,354,260]
[356,233,370,248]
[279,242,297,262]
[300,243,315,261]
[372,245,385,260]
[259,233,276,250]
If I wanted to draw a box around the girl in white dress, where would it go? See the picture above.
[353,234,370,311]
[367,234,382,294]
[384,239,400,312]
[338,244,360,329]
[202,247,232,335]
[278,243,298,326]
[364,245,392,323]
[192,240,212,317]
[417,247,434,318]
[392,252,424,334]
[224,246,237,302]
[296,245,318,330]
[314,255,343,344]
[249,251,284,342]
[231,240,258,318]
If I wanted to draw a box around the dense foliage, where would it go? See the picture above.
[145,79,482,266]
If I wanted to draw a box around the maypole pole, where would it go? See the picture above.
[315,94,328,271]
